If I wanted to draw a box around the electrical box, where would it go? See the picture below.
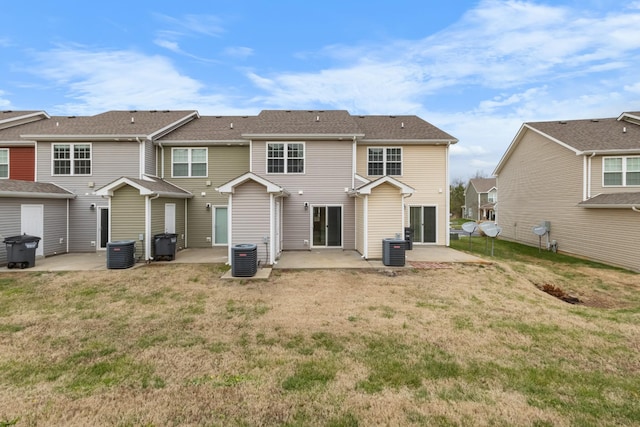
[543,221,551,232]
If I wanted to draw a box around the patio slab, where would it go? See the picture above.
[0,245,486,272]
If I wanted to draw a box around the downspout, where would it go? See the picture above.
[184,200,188,249]
[158,140,165,178]
[352,136,357,190]
[136,137,145,179]
[445,143,451,246]
[587,152,595,199]
[352,192,368,258]
[66,199,70,253]
[632,206,640,213]
[402,193,413,235]
[145,193,161,261]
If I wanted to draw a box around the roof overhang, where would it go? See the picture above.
[156,139,249,146]
[20,134,148,142]
[242,133,364,141]
[0,190,75,199]
[95,177,193,198]
[216,172,289,195]
[358,138,457,145]
[349,175,414,196]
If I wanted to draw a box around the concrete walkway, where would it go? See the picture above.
[0,245,486,273]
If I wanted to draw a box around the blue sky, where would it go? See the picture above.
[2,0,640,181]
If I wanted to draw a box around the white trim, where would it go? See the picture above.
[269,193,275,264]
[97,206,110,251]
[226,195,233,264]
[601,155,640,187]
[353,175,414,195]
[366,146,403,177]
[363,197,368,258]
[410,205,439,245]
[216,172,288,195]
[51,142,93,176]
[212,205,228,246]
[0,148,9,179]
[170,147,208,178]
[445,144,450,246]
[265,141,306,175]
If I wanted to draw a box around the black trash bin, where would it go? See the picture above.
[153,233,178,261]
[382,238,406,267]
[106,240,136,269]
[3,234,41,269]
[231,244,258,277]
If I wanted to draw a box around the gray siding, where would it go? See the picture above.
[0,198,69,265]
[465,185,480,220]
[231,181,270,263]
[163,146,249,248]
[497,128,640,271]
[145,139,155,176]
[36,141,142,252]
[252,140,355,250]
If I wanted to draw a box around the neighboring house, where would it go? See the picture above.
[464,177,497,221]
[0,179,75,265]
[0,111,50,180]
[494,111,640,272]
[22,110,198,259]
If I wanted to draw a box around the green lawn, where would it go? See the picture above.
[0,250,638,426]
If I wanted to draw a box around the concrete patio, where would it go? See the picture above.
[0,245,487,273]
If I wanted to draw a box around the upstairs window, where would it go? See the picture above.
[603,156,640,186]
[267,142,304,174]
[172,148,207,177]
[0,149,8,178]
[53,143,91,175]
[368,147,402,176]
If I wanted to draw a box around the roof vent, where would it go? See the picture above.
[591,119,599,122]
[131,117,135,124]
[559,121,567,124]
[230,122,234,129]
[623,126,627,133]
[316,115,320,122]
[401,122,405,129]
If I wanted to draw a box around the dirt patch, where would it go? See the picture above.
[408,261,453,269]
[538,283,581,304]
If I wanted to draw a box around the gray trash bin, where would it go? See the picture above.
[106,240,136,269]
[231,244,258,277]
[382,238,406,267]
[3,234,41,269]
[154,233,178,261]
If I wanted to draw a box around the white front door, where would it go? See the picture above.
[165,203,176,233]
[21,204,44,256]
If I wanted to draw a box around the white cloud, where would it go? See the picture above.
[32,47,247,115]
[223,46,254,59]
[153,14,225,38]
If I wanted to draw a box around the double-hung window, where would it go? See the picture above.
[267,142,304,174]
[172,148,207,177]
[53,143,91,175]
[0,149,8,178]
[367,147,402,176]
[603,156,640,186]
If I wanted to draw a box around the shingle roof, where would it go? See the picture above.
[19,110,198,139]
[158,115,257,142]
[246,110,363,136]
[125,177,192,196]
[0,110,44,121]
[526,117,640,152]
[578,192,640,207]
[0,179,75,198]
[354,115,457,142]
[470,177,496,193]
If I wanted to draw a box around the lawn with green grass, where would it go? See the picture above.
[0,247,638,426]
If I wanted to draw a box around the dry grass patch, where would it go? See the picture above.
[0,260,638,426]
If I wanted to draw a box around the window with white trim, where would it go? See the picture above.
[0,149,8,178]
[53,143,91,175]
[267,142,304,174]
[172,148,207,177]
[603,156,640,186]
[368,147,402,176]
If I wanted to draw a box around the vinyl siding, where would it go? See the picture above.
[493,129,640,270]
[0,198,68,265]
[464,185,480,220]
[37,141,142,252]
[110,186,146,261]
[252,140,355,250]
[144,139,155,176]
[589,155,640,195]
[164,146,249,247]
[8,147,35,180]
[355,197,365,255]
[230,181,270,263]
[367,183,404,259]
[357,145,448,245]
[150,198,186,251]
